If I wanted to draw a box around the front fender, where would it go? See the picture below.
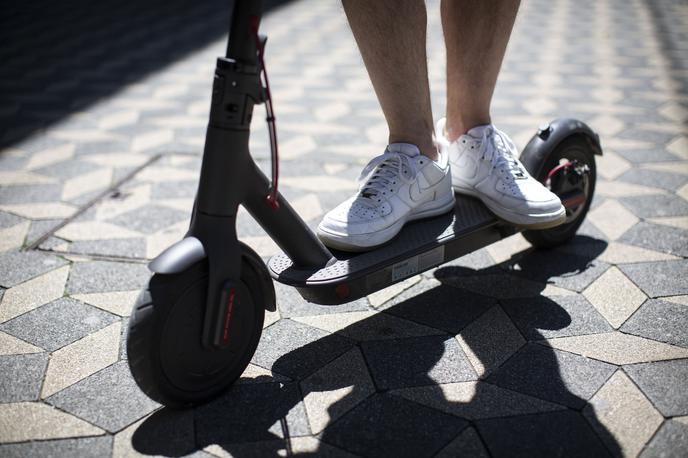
[520,118,602,179]
[148,237,206,274]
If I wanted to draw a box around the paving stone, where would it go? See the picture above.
[0,353,49,402]
[503,250,611,293]
[292,310,443,341]
[112,409,198,458]
[0,436,112,458]
[47,361,159,433]
[583,266,647,328]
[544,331,688,365]
[0,251,67,288]
[625,359,688,417]
[273,281,370,318]
[502,295,612,340]
[619,260,688,297]
[42,321,121,398]
[194,381,310,444]
[204,437,357,458]
[0,401,105,444]
[69,237,148,258]
[618,168,688,192]
[619,221,688,257]
[487,343,616,409]
[620,194,688,218]
[639,419,688,458]
[621,299,688,348]
[151,180,198,199]
[454,305,525,378]
[71,290,139,317]
[476,410,613,458]
[321,393,468,458]
[66,260,150,294]
[108,204,188,234]
[0,264,69,323]
[394,380,564,421]
[0,183,64,204]
[361,335,476,390]
[583,370,663,458]
[0,297,118,351]
[253,319,354,380]
[435,426,490,458]
[383,282,496,334]
[367,274,421,307]
[0,330,42,355]
[300,348,375,434]
[588,199,640,240]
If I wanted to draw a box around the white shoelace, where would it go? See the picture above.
[357,151,418,202]
[478,126,526,180]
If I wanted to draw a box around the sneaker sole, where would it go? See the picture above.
[317,194,456,252]
[453,185,566,230]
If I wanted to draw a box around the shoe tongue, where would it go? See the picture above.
[386,142,420,157]
[466,124,492,139]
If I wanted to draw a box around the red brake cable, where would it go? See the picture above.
[251,16,280,210]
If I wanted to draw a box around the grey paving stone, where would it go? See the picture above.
[0,353,48,402]
[361,336,477,390]
[69,237,147,258]
[625,359,688,417]
[274,282,369,318]
[619,260,688,297]
[618,168,687,193]
[0,251,67,288]
[66,260,150,294]
[0,297,118,351]
[321,393,468,458]
[619,222,688,257]
[435,427,489,458]
[639,419,688,458]
[502,295,613,340]
[107,204,188,234]
[487,343,616,409]
[383,283,496,334]
[150,180,198,199]
[34,159,101,180]
[437,248,496,273]
[621,299,688,348]
[254,319,354,380]
[47,361,159,433]
[0,436,113,458]
[194,382,310,444]
[208,438,355,458]
[476,410,615,458]
[619,194,688,218]
[502,250,610,292]
[0,211,24,229]
[122,408,197,457]
[0,183,64,204]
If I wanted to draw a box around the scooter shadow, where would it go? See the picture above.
[133,235,619,457]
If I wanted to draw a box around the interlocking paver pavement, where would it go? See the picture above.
[1,0,687,456]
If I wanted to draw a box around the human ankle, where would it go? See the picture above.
[444,115,492,142]
[388,135,437,161]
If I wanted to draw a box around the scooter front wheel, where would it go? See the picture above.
[127,243,271,408]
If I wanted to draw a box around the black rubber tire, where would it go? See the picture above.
[522,136,597,249]
[127,242,272,408]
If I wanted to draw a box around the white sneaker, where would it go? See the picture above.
[435,119,565,229]
[317,143,455,251]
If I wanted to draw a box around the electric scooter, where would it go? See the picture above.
[126,0,601,407]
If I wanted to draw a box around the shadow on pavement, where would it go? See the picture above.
[0,0,292,149]
[134,235,619,457]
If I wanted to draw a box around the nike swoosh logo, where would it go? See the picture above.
[409,179,432,202]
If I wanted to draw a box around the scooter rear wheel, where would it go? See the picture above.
[127,242,271,408]
[521,135,597,249]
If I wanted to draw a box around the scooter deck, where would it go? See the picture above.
[268,196,517,305]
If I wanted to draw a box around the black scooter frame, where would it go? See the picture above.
[150,0,333,350]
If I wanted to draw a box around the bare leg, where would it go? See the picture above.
[342,0,436,159]
[442,0,520,141]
